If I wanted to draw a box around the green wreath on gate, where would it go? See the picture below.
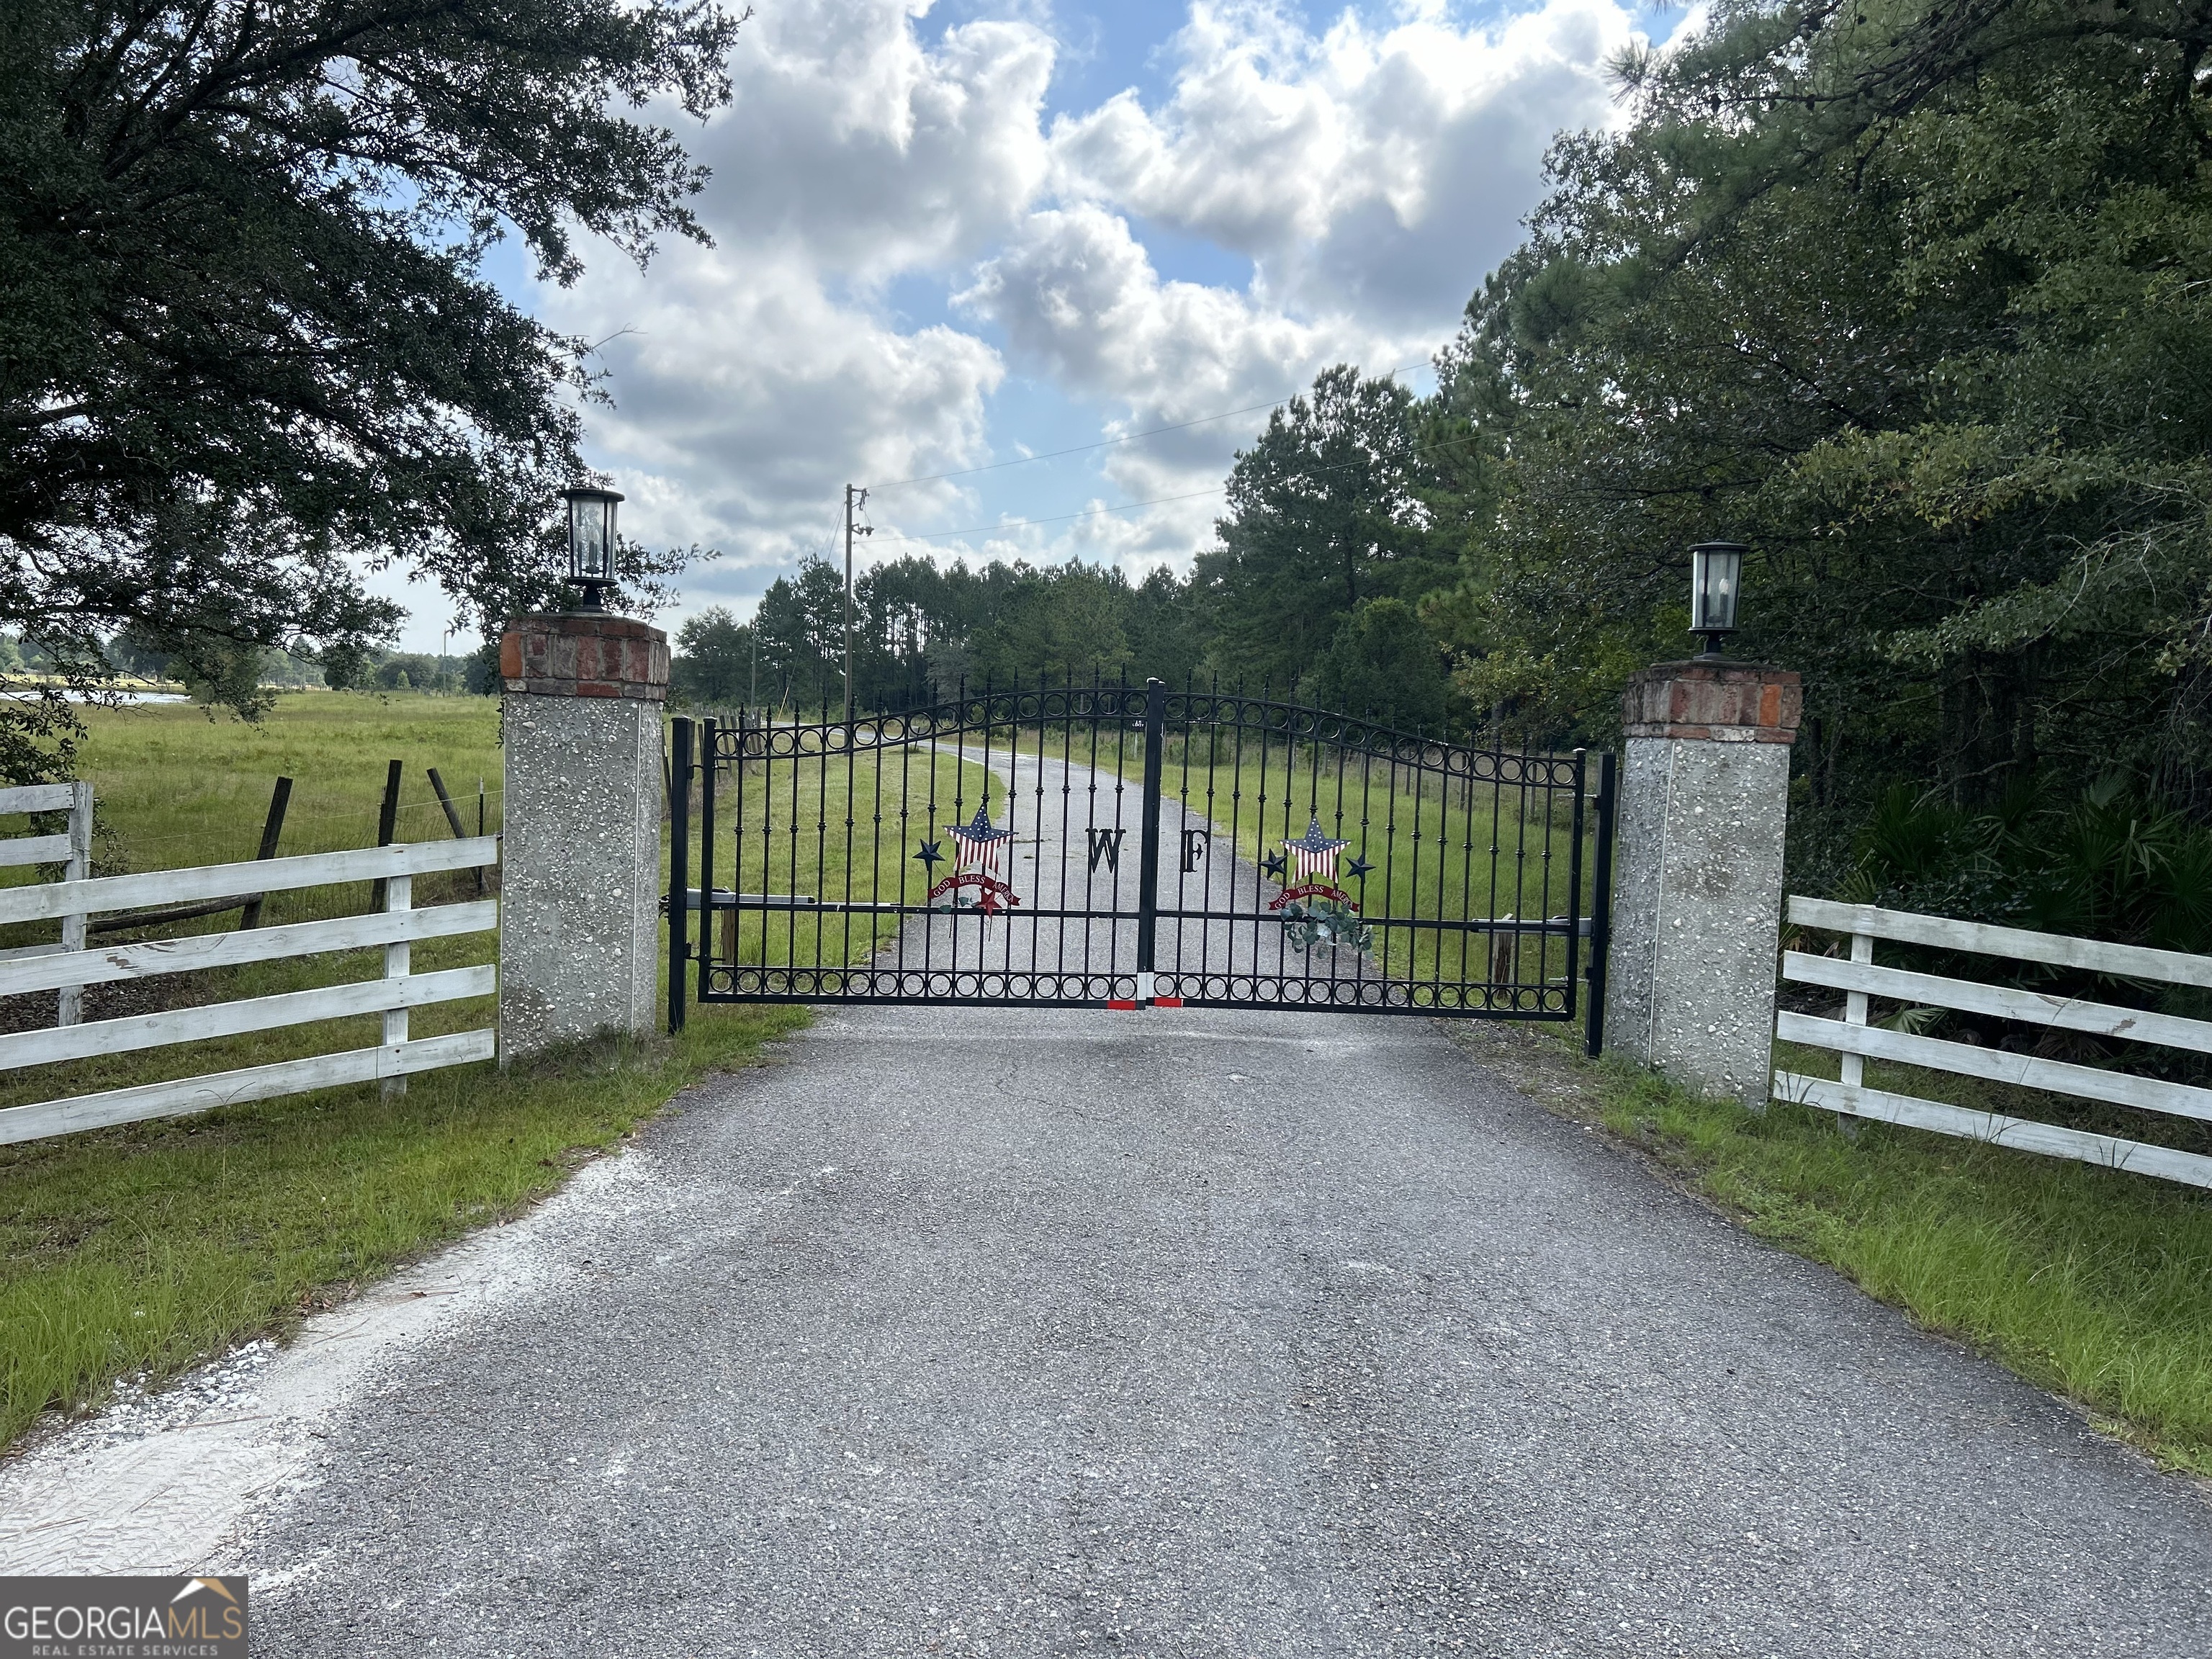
[1278,896,1372,953]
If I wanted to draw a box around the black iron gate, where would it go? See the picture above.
[668,678,1616,1051]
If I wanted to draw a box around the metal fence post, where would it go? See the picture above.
[1585,750,1617,1058]
[669,716,692,1035]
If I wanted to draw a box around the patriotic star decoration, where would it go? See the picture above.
[948,804,1014,874]
[1284,814,1350,882]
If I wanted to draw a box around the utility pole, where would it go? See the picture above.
[842,483,870,726]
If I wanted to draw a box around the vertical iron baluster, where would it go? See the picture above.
[1197,673,1218,996]
[1457,746,1477,1003]
[894,706,909,991]
[1326,715,1349,1004]
[1563,750,1588,1022]
[1514,745,1533,1011]
[1082,666,1102,991]
[1056,671,1075,997]
[1171,673,1192,992]
[701,717,718,995]
[1136,678,1165,989]
[1344,716,1362,999]
[669,716,691,1032]
[814,693,830,988]
[1380,729,1400,986]
[1226,678,1248,1007]
[1485,745,1504,1010]
[843,690,858,981]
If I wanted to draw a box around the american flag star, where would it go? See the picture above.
[948,804,1013,875]
[1285,814,1349,882]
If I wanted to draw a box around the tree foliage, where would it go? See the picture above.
[1431,0,2212,838]
[1,0,743,775]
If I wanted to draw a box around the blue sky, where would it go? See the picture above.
[380,0,1676,649]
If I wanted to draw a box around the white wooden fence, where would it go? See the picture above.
[1,781,94,1025]
[1773,896,2212,1188]
[0,835,499,1146]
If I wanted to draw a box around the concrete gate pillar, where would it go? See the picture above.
[497,612,670,1061]
[1604,660,1803,1105]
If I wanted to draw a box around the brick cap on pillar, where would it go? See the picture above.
[1622,659,1802,745]
[500,612,670,701]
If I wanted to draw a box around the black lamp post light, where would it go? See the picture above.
[561,485,624,613]
[1689,540,1745,659]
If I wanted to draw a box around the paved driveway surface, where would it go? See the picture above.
[234,1002,2212,1657]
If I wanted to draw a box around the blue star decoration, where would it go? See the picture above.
[1344,854,1373,880]
[914,838,944,868]
[948,804,1014,847]
[1262,850,1287,879]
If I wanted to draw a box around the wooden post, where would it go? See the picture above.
[1840,929,1872,1089]
[369,759,402,910]
[237,776,294,930]
[426,768,485,894]
[382,871,410,1099]
[57,781,92,1027]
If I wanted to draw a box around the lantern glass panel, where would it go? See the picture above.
[563,487,621,586]
[1690,544,1743,634]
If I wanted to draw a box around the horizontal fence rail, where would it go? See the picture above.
[0,838,500,1146]
[0,836,498,925]
[1774,896,2212,1190]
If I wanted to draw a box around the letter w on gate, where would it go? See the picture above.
[1087,827,1124,873]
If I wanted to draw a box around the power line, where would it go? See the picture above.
[864,359,1437,491]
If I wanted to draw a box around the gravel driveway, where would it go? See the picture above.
[219,1000,2212,1657]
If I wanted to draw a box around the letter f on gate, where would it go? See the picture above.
[1087,827,1124,873]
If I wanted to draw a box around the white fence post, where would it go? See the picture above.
[57,781,93,1028]
[1840,929,1871,1089]
[383,871,411,1099]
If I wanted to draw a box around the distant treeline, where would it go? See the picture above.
[0,633,493,698]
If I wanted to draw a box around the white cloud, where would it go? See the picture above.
[1048,0,1637,325]
[398,0,1650,649]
